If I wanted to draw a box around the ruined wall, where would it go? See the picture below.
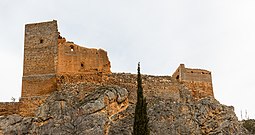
[57,73,180,104]
[56,36,111,89]
[56,73,104,85]
[22,20,58,97]
[0,98,47,117]
[18,96,47,117]
[104,73,180,103]
[0,103,20,116]
[57,38,111,74]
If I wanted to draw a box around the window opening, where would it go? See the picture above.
[40,39,44,44]
[70,45,74,51]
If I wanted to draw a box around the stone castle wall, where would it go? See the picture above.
[22,74,57,98]
[0,102,20,116]
[57,37,111,74]
[18,96,48,116]
[56,73,180,104]
[23,21,58,76]
[0,97,48,117]
[104,73,180,103]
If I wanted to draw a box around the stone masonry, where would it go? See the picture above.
[172,64,214,99]
[22,20,111,98]
[0,20,214,116]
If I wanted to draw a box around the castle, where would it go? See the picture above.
[22,20,111,97]
[0,20,214,116]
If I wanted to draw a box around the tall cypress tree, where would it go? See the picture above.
[133,62,149,135]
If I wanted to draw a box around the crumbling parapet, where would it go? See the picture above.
[57,38,111,75]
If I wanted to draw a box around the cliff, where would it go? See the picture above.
[0,74,249,135]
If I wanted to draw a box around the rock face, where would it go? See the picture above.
[0,83,249,135]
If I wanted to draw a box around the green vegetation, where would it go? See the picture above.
[243,119,255,134]
[133,63,150,135]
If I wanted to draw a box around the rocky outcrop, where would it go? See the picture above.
[0,83,249,134]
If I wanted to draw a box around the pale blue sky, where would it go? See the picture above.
[1,0,255,119]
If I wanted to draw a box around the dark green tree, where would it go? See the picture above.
[133,62,150,135]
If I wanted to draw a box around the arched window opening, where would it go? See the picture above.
[70,45,74,51]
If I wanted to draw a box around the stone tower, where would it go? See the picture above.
[172,64,214,99]
[21,20,111,98]
[22,21,58,97]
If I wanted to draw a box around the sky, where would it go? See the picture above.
[0,0,255,119]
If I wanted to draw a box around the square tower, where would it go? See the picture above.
[22,20,58,97]
[172,64,214,99]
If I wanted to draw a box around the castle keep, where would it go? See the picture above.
[0,20,214,116]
